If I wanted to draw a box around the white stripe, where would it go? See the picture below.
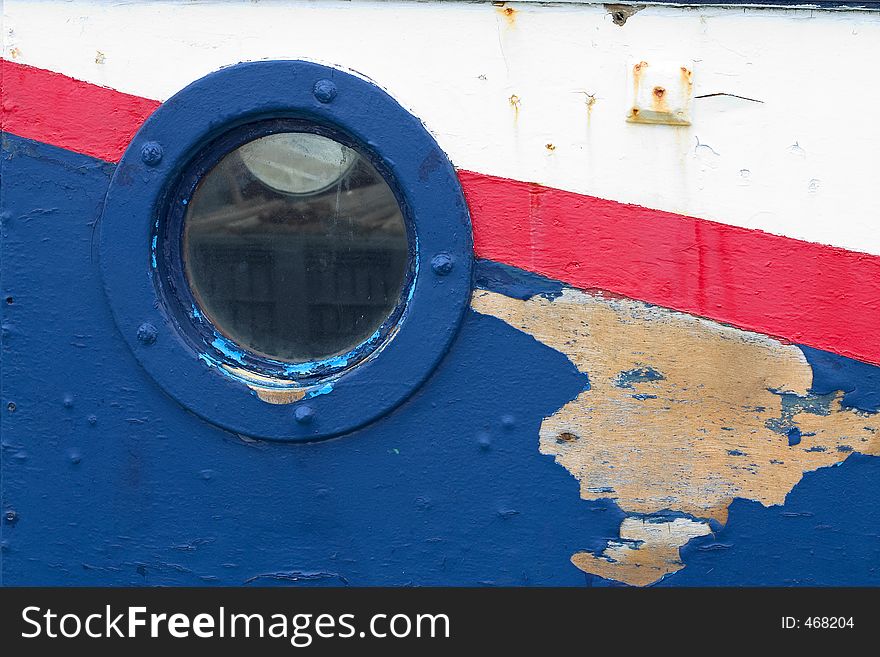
[4,0,880,254]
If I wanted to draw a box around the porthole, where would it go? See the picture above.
[183,129,408,366]
[100,61,473,441]
[164,120,413,379]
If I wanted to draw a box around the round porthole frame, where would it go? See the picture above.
[100,60,473,441]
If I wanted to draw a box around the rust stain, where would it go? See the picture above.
[495,4,517,28]
[556,431,579,443]
[629,61,692,125]
[472,288,880,585]
[651,86,668,113]
[545,143,556,152]
[680,65,694,86]
[583,93,597,125]
[509,94,521,122]
[632,61,648,85]
[628,61,648,120]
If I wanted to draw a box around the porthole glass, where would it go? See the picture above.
[182,131,410,364]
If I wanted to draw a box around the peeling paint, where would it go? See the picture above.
[220,365,308,404]
[572,517,711,587]
[604,4,644,27]
[473,288,880,585]
[244,570,350,585]
[7,0,880,590]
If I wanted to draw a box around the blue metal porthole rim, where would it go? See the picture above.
[99,60,473,441]
[158,117,417,385]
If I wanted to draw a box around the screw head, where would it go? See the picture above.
[294,404,316,424]
[137,322,158,345]
[431,252,454,276]
[141,141,164,166]
[313,79,337,104]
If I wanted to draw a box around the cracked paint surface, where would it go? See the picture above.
[472,288,880,586]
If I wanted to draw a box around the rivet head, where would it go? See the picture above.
[137,322,158,345]
[294,404,316,424]
[476,431,492,450]
[141,141,163,166]
[313,79,337,104]
[431,253,454,276]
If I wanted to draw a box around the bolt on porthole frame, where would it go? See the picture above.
[100,61,473,441]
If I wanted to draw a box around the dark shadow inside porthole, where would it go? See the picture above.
[182,129,410,364]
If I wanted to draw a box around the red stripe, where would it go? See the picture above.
[1,60,160,162]
[3,60,879,366]
[461,169,880,366]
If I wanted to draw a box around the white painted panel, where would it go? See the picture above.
[3,0,879,254]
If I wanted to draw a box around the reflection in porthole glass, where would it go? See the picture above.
[183,132,409,364]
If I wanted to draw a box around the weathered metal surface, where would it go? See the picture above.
[6,1,880,254]
[2,0,880,587]
[473,288,880,585]
[627,60,693,125]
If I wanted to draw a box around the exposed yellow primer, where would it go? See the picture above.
[221,365,306,404]
[248,387,307,405]
[472,288,880,585]
[572,517,712,588]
